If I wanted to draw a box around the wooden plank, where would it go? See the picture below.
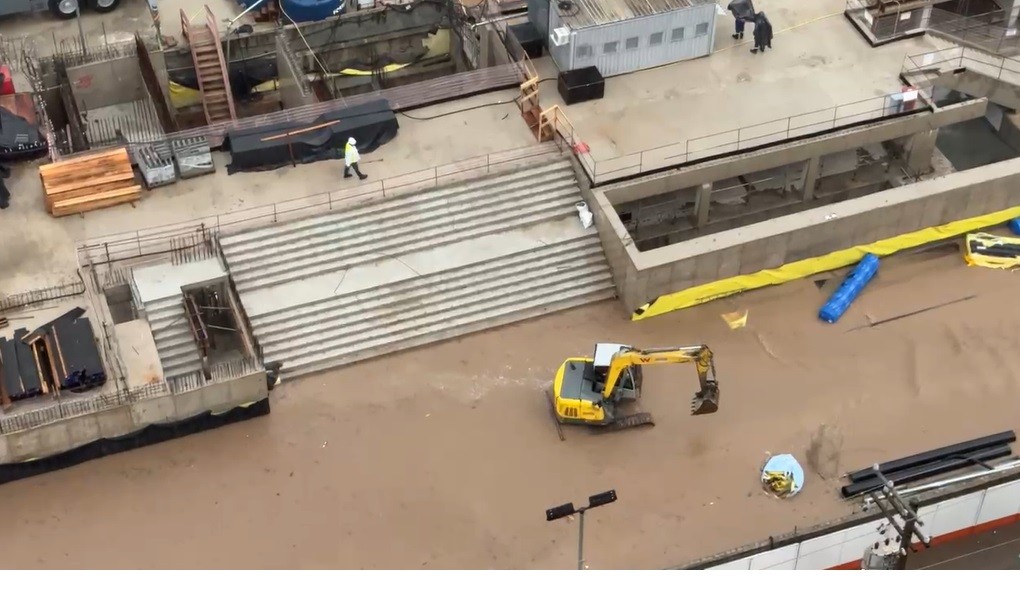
[46,179,140,206]
[39,148,130,172]
[30,340,51,395]
[50,189,141,217]
[43,172,137,199]
[260,119,340,142]
[40,154,131,182]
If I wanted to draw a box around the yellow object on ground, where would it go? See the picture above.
[720,310,748,330]
[339,63,409,77]
[169,80,279,109]
[633,206,1020,321]
[964,232,1020,269]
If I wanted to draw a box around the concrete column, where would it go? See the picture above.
[1002,1,1020,27]
[802,155,821,201]
[905,129,938,175]
[479,27,491,68]
[693,183,712,227]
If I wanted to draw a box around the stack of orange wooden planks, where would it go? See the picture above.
[39,148,142,217]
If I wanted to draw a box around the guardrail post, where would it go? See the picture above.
[273,203,278,223]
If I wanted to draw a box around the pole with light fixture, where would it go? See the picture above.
[545,489,617,570]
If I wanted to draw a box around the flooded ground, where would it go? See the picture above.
[1,246,1018,569]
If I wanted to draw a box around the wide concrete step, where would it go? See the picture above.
[219,158,573,249]
[221,164,577,260]
[277,274,616,377]
[260,243,609,358]
[249,233,599,329]
[228,182,578,282]
[224,176,579,271]
[231,190,581,293]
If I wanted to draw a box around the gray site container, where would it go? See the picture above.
[530,0,717,77]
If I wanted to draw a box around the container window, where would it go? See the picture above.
[695,23,709,36]
[576,44,593,59]
[649,32,664,46]
[671,27,685,42]
[625,37,639,50]
[603,41,618,54]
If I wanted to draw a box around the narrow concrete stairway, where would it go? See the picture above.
[219,156,615,377]
[144,295,204,380]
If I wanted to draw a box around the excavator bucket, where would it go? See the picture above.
[691,382,720,416]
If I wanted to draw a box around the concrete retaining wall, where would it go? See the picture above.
[593,157,1020,312]
[0,372,267,464]
[67,56,147,111]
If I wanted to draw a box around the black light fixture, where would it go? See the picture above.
[545,489,618,569]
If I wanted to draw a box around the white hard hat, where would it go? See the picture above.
[348,137,356,146]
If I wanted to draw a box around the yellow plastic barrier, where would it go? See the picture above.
[964,232,1020,269]
[632,205,1020,321]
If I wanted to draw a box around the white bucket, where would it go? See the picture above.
[575,201,594,229]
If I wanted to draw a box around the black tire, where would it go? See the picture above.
[91,0,122,14]
[49,0,80,20]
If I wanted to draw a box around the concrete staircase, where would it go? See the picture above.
[144,295,204,380]
[223,159,589,293]
[219,157,615,377]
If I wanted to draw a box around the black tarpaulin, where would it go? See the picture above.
[53,317,106,391]
[0,338,24,400]
[225,99,399,174]
[728,0,756,20]
[13,328,41,396]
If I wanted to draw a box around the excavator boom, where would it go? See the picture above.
[602,345,720,415]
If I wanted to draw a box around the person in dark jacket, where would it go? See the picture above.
[751,12,773,54]
[728,0,755,39]
[733,17,746,40]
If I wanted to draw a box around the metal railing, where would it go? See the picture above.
[564,87,933,185]
[0,382,168,435]
[926,8,1020,56]
[902,45,1020,84]
[75,143,562,264]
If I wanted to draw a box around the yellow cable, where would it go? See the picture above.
[715,10,845,53]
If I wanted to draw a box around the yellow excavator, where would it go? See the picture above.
[550,343,720,433]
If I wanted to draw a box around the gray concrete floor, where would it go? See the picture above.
[542,0,954,174]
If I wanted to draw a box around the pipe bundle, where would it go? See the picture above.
[841,431,1016,499]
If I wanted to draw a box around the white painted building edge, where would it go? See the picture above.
[704,479,1020,570]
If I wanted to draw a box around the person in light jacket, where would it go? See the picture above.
[344,137,368,180]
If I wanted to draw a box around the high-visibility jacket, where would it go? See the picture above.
[344,143,361,166]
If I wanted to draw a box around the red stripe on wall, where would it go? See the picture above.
[825,513,1020,570]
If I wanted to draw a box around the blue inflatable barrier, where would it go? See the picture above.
[1009,217,1020,236]
[818,254,880,324]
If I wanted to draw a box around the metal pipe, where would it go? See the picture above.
[847,431,1016,482]
[863,459,1020,507]
[843,446,1012,498]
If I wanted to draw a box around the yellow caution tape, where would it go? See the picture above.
[633,206,1020,321]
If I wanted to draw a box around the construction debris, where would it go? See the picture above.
[0,308,106,405]
[38,148,141,217]
[134,143,177,189]
[761,454,805,499]
[964,232,1020,269]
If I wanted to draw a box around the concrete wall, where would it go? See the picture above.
[276,35,315,110]
[594,156,1020,311]
[67,56,147,111]
[0,372,267,464]
[601,99,988,205]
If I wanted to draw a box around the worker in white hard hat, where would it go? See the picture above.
[343,137,368,180]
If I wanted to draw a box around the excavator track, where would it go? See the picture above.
[597,412,655,433]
